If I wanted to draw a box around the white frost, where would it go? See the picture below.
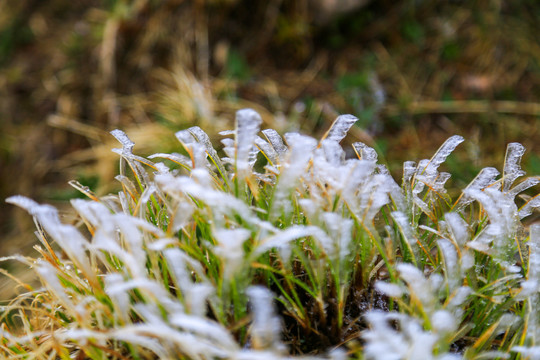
[246,286,286,353]
[110,129,135,154]
[323,114,358,143]
[503,142,526,192]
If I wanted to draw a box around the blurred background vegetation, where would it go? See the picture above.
[1,0,539,287]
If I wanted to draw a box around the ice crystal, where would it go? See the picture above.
[262,128,288,158]
[235,108,263,174]
[110,129,135,154]
[465,187,520,271]
[503,142,526,192]
[423,135,464,176]
[353,142,378,162]
[322,114,358,143]
[176,128,208,168]
[456,167,500,209]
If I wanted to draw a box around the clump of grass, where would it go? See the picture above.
[3,109,540,359]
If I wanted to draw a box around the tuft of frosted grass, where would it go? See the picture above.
[375,281,404,298]
[5,108,540,359]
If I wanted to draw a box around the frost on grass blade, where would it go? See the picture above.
[353,142,378,162]
[444,212,470,248]
[520,223,540,342]
[176,129,208,168]
[253,225,314,263]
[321,114,358,143]
[503,142,526,193]
[322,212,353,262]
[508,177,540,199]
[255,136,279,165]
[105,273,131,322]
[148,153,192,168]
[213,228,251,280]
[512,346,540,360]
[311,142,359,203]
[437,238,461,292]
[403,161,417,184]
[188,127,221,163]
[392,211,420,261]
[411,136,463,205]
[262,129,288,158]
[456,167,500,210]
[187,126,230,185]
[320,139,345,167]
[169,313,237,350]
[397,263,437,313]
[363,311,455,360]
[465,188,520,271]
[110,129,135,154]
[246,286,286,354]
[424,135,464,176]
[169,201,195,233]
[270,133,317,218]
[7,196,95,284]
[375,281,404,298]
[235,108,263,173]
[36,260,77,315]
[430,309,458,335]
[519,194,540,219]
[6,195,40,214]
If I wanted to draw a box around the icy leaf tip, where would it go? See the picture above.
[110,129,135,153]
[323,114,358,143]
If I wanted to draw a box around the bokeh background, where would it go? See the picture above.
[1,0,539,288]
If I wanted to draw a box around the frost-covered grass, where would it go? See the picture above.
[3,109,540,359]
